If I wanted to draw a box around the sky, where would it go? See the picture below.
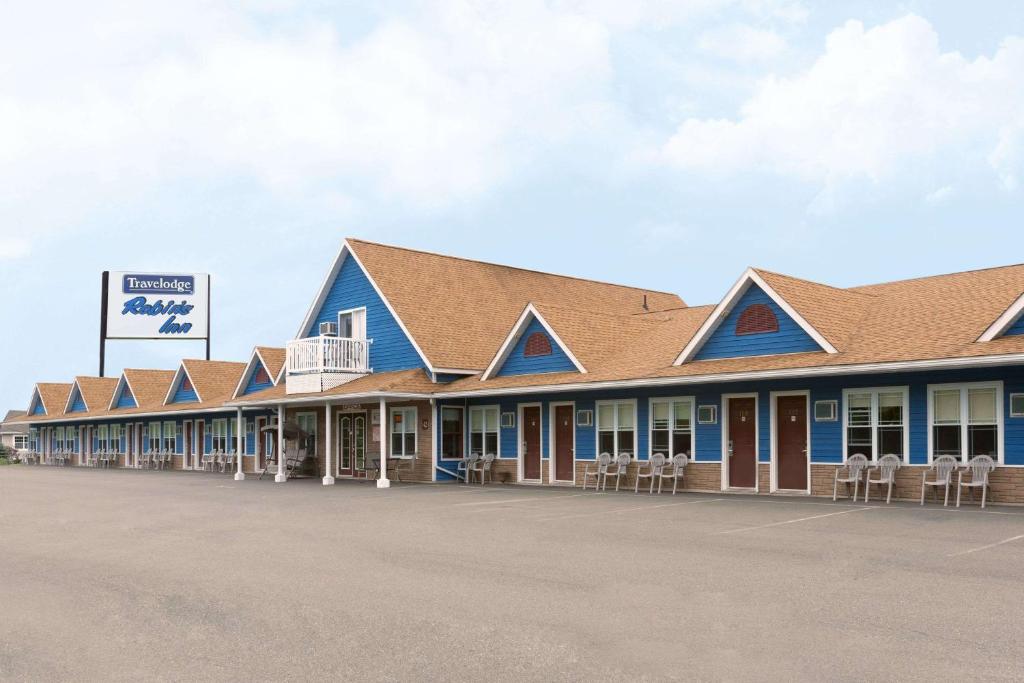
[2,0,1023,411]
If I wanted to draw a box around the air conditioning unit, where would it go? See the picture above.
[319,321,338,336]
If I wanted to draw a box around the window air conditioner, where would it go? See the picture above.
[320,321,338,336]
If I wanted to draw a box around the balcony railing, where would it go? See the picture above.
[286,336,370,375]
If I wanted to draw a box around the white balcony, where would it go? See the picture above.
[285,336,371,394]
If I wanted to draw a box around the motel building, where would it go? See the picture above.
[13,238,1024,503]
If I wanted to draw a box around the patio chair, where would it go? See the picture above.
[920,455,959,506]
[658,453,689,494]
[221,451,236,474]
[468,453,495,485]
[634,453,665,494]
[202,450,217,472]
[582,453,612,491]
[864,454,902,503]
[389,453,418,482]
[956,455,997,509]
[456,452,480,484]
[601,452,629,491]
[833,453,869,501]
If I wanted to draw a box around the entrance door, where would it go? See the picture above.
[184,421,193,470]
[337,413,366,477]
[553,404,574,482]
[196,421,205,469]
[776,395,808,491]
[728,397,757,488]
[521,405,541,480]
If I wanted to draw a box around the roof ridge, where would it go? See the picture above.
[848,261,1024,291]
[753,267,878,298]
[347,237,683,300]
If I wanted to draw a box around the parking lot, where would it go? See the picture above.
[2,466,1023,682]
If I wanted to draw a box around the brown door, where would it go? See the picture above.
[728,397,757,488]
[553,405,574,481]
[522,406,541,480]
[776,395,808,490]
[197,421,205,469]
[184,422,193,469]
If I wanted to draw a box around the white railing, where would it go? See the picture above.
[286,336,370,375]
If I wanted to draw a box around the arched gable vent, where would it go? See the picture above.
[181,375,194,393]
[736,303,779,335]
[253,366,270,384]
[523,331,553,357]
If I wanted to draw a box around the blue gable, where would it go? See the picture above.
[30,396,46,415]
[68,388,87,413]
[306,253,424,372]
[496,317,578,377]
[694,284,822,361]
[243,361,274,395]
[170,375,198,404]
[115,383,137,409]
[1004,314,1024,336]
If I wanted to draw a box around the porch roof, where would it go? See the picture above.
[228,368,437,407]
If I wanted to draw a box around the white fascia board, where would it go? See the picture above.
[480,304,586,381]
[29,386,45,415]
[434,351,1024,399]
[63,380,84,414]
[164,364,203,405]
[674,268,837,365]
[226,391,430,409]
[107,375,132,410]
[294,244,350,341]
[232,349,262,399]
[977,292,1024,342]
[26,407,241,425]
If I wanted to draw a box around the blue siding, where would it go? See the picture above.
[171,378,198,404]
[242,362,274,395]
[1004,314,1024,336]
[68,389,87,413]
[434,373,472,383]
[115,385,137,409]
[496,318,578,377]
[306,254,424,372]
[694,285,822,360]
[31,398,46,416]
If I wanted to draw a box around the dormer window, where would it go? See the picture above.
[736,303,779,335]
[523,331,552,357]
[338,308,367,339]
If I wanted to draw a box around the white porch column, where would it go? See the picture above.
[377,398,390,489]
[323,403,335,485]
[430,399,438,482]
[235,408,245,481]
[275,404,287,483]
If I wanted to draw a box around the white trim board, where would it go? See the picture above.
[63,380,88,414]
[977,292,1024,342]
[232,347,280,400]
[481,303,586,381]
[107,374,138,411]
[292,239,437,374]
[674,268,838,365]
[164,363,203,405]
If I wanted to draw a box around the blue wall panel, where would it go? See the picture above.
[68,390,87,413]
[694,285,822,360]
[115,385,137,409]
[31,399,45,416]
[1004,314,1024,336]
[306,254,424,372]
[496,318,578,377]
[171,377,198,404]
[242,362,274,395]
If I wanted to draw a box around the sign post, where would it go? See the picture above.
[99,271,211,376]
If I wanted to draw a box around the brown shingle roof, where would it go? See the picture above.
[122,370,177,410]
[71,377,119,413]
[36,383,72,416]
[347,238,686,371]
[233,369,437,405]
[179,360,247,404]
[255,347,286,382]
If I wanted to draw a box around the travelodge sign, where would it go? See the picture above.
[104,271,210,340]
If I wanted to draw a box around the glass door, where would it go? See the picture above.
[337,413,367,476]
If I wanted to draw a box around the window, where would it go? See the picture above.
[55,427,65,451]
[64,427,74,452]
[338,307,367,339]
[929,383,1002,463]
[596,400,635,457]
[500,412,515,428]
[110,424,121,453]
[296,412,318,456]
[576,409,593,427]
[697,405,717,425]
[211,419,229,452]
[390,407,417,457]
[148,422,161,452]
[523,332,552,357]
[441,407,464,460]
[814,400,837,422]
[469,406,499,456]
[1011,393,1024,418]
[14,435,28,450]
[162,421,177,453]
[650,398,694,457]
[843,388,907,462]
[736,303,779,335]
[98,425,110,451]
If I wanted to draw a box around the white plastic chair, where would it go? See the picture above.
[635,453,665,494]
[582,453,612,491]
[658,454,689,494]
[456,452,480,484]
[468,453,494,485]
[864,454,902,503]
[604,453,631,492]
[833,454,869,501]
[957,455,997,509]
[921,455,958,506]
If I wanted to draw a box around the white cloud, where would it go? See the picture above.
[697,24,787,62]
[924,185,954,205]
[663,15,1024,198]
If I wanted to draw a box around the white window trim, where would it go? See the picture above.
[841,387,910,464]
[162,421,177,453]
[594,399,639,458]
[148,422,161,452]
[389,406,417,458]
[1010,393,1024,418]
[337,306,368,340]
[467,405,501,458]
[439,406,465,461]
[647,396,696,459]
[926,381,1004,465]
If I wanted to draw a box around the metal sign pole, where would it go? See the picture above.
[99,271,109,377]
[205,274,211,360]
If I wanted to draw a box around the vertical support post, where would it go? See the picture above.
[234,408,245,481]
[99,271,109,377]
[430,399,438,482]
[275,404,287,483]
[377,398,390,489]
[205,274,211,361]
[323,403,335,485]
